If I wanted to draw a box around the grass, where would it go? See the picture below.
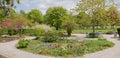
[17,38,114,57]
[59,29,114,34]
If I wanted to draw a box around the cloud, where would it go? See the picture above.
[15,0,79,14]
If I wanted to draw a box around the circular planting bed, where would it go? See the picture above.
[16,38,114,57]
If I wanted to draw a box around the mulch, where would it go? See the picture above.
[0,36,21,43]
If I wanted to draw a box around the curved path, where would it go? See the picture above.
[0,35,120,58]
[0,36,53,58]
[79,34,120,58]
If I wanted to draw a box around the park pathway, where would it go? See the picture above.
[0,35,120,58]
[80,34,120,58]
[0,36,53,58]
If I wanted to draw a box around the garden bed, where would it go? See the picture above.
[16,38,114,57]
[0,36,21,43]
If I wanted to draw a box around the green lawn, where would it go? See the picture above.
[59,29,113,34]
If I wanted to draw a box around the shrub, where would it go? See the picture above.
[8,29,17,36]
[106,31,114,34]
[31,24,53,31]
[41,31,60,42]
[117,28,120,37]
[17,39,30,48]
[0,28,8,36]
[33,28,45,36]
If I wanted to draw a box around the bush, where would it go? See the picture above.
[17,39,30,48]
[8,29,17,36]
[106,31,114,34]
[41,31,60,42]
[117,28,120,37]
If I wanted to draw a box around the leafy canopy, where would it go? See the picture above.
[45,6,67,30]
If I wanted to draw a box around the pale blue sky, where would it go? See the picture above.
[15,0,79,14]
[15,0,120,14]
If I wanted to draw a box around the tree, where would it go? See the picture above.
[20,10,27,18]
[45,7,67,30]
[76,12,91,29]
[0,0,20,16]
[75,0,113,33]
[0,15,31,30]
[107,5,120,28]
[0,0,19,24]
[93,7,108,29]
[0,15,31,36]
[27,9,43,24]
[62,14,77,36]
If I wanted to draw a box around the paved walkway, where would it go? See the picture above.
[0,36,53,58]
[0,35,120,58]
[80,34,120,58]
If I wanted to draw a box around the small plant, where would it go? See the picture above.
[41,31,60,42]
[17,39,30,48]
[17,38,114,57]
[38,31,65,43]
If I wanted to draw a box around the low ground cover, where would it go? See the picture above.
[16,37,114,57]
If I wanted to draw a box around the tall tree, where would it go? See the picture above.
[27,9,43,24]
[45,7,67,30]
[76,12,91,29]
[20,10,27,18]
[107,5,120,27]
[62,14,77,36]
[0,0,20,16]
[75,0,113,33]
[0,0,19,23]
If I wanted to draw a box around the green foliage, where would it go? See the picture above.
[27,9,43,24]
[17,39,30,48]
[45,6,67,30]
[17,38,114,57]
[34,28,45,36]
[76,12,91,28]
[58,39,79,43]
[9,9,16,18]
[0,0,19,17]
[40,31,60,42]
[84,39,114,53]
[62,14,77,36]
[20,10,27,18]
[75,0,114,33]
[8,29,17,36]
[117,28,120,37]
[5,15,31,30]
[31,24,54,31]
[107,6,120,26]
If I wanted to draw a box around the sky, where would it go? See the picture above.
[15,0,79,14]
[15,0,120,14]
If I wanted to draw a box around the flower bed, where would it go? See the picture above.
[16,38,114,57]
